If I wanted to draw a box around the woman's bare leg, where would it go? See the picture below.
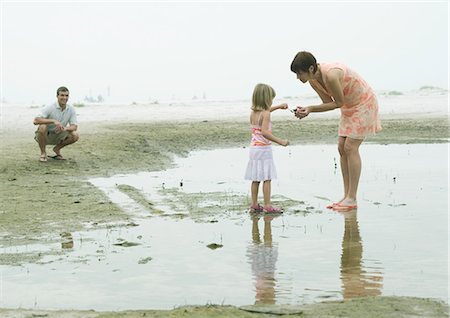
[337,136,349,204]
[342,137,363,204]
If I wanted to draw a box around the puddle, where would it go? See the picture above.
[1,144,448,310]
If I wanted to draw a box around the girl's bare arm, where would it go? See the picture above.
[261,111,289,146]
[270,103,288,112]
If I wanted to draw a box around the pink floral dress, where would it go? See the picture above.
[310,63,382,139]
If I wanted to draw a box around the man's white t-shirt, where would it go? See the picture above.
[36,102,78,132]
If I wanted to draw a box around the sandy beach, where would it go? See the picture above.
[0,94,448,317]
[2,0,448,314]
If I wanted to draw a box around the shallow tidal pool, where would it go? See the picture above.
[1,143,448,310]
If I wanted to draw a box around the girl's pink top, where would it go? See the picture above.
[250,112,272,147]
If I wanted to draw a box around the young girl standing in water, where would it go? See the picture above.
[245,83,289,213]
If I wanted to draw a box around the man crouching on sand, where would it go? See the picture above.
[33,86,79,162]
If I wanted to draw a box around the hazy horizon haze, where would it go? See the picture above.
[1,1,448,104]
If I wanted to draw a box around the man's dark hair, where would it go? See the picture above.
[56,86,69,96]
[290,51,318,73]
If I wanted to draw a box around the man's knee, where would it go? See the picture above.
[35,125,48,144]
[37,124,48,134]
[69,131,79,142]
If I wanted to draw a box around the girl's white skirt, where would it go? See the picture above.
[244,146,277,181]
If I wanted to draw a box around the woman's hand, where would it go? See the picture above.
[281,139,290,147]
[294,106,310,119]
[279,103,288,110]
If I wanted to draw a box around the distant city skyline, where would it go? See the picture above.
[1,2,448,104]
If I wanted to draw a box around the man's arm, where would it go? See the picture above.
[33,117,58,125]
[34,117,66,133]
[33,104,60,126]
[64,124,78,132]
[66,108,78,132]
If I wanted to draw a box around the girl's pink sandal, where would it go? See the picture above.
[249,204,264,213]
[263,206,283,213]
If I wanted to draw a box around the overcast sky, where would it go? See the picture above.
[1,1,448,103]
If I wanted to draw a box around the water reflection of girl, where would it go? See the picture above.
[340,211,383,299]
[246,215,278,304]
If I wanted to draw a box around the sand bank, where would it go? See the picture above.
[0,113,448,317]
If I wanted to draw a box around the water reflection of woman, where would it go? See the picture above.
[340,210,383,299]
[246,215,278,304]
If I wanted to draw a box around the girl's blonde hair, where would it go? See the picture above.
[252,83,276,111]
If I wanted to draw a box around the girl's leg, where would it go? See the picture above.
[263,180,271,207]
[337,136,349,203]
[342,137,363,203]
[251,181,260,206]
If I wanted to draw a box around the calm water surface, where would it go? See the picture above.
[1,144,448,310]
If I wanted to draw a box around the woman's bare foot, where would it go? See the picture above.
[333,198,357,211]
[326,198,345,209]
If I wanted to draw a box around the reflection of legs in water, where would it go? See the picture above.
[248,215,278,305]
[340,210,383,299]
[252,216,262,244]
[263,216,273,246]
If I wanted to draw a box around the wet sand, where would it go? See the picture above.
[0,296,448,317]
[0,114,449,317]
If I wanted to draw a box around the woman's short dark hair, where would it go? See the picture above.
[56,86,69,96]
[290,51,318,73]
